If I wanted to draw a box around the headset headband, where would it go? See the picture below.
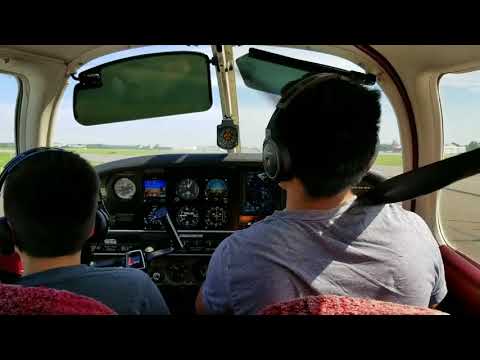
[0,147,68,192]
[267,73,352,132]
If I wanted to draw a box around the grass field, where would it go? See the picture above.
[68,148,404,167]
[0,152,14,171]
[69,147,160,156]
[0,148,404,170]
[375,153,403,167]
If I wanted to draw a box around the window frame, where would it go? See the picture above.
[14,76,23,155]
[0,70,22,154]
[437,69,480,260]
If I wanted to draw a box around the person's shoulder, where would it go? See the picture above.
[85,266,151,282]
[88,267,160,296]
[385,204,429,227]
[214,215,289,265]
[222,214,281,246]
[370,203,426,226]
[238,213,284,235]
[374,204,438,245]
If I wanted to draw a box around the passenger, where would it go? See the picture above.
[4,150,170,315]
[196,75,447,315]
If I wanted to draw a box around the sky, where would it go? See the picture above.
[0,45,479,149]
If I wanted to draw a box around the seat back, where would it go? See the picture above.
[258,295,448,315]
[0,284,116,315]
[437,245,480,316]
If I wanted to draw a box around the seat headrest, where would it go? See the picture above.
[0,284,116,315]
[258,295,448,315]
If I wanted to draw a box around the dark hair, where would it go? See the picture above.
[274,76,381,197]
[4,151,99,257]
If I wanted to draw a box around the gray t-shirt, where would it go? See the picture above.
[202,199,447,315]
[17,265,170,315]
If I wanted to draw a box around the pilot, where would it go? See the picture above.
[196,74,447,315]
[3,150,170,315]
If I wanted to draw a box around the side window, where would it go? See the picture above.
[0,73,18,171]
[439,71,480,262]
[0,73,19,217]
[234,46,404,178]
[373,93,403,178]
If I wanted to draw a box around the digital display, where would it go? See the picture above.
[144,179,167,199]
[126,250,146,270]
[241,172,277,215]
[205,178,228,202]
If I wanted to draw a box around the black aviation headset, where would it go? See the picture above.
[262,73,378,182]
[0,147,109,255]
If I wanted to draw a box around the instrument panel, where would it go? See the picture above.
[142,175,234,231]
[104,166,282,232]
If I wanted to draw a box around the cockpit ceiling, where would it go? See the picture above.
[370,45,480,72]
[2,45,102,62]
[3,45,480,73]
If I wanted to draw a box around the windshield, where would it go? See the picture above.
[54,45,401,171]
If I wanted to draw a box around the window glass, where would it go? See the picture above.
[0,73,18,171]
[234,46,403,178]
[54,45,223,166]
[54,45,403,180]
[439,71,480,262]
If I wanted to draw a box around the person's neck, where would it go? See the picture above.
[286,188,356,211]
[19,252,82,277]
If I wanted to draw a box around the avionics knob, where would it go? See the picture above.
[152,272,164,282]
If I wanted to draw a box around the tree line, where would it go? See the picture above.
[466,141,480,151]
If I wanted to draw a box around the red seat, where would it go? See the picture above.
[258,295,448,315]
[0,284,116,315]
[0,252,23,278]
[436,245,480,316]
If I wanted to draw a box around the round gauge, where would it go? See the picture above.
[176,206,200,229]
[113,177,136,200]
[217,126,238,150]
[205,179,228,200]
[205,206,227,228]
[145,206,164,228]
[176,178,200,201]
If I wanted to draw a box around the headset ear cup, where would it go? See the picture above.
[263,138,293,182]
[263,139,280,180]
[89,209,109,243]
[81,209,109,265]
[0,218,14,255]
